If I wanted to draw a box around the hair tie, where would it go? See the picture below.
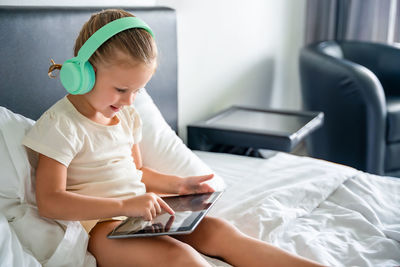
[48,58,62,78]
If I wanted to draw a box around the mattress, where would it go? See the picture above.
[194,151,400,267]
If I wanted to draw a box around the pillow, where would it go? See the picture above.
[135,89,226,191]
[0,107,95,266]
[0,107,35,208]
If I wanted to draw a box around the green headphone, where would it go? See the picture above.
[60,17,154,95]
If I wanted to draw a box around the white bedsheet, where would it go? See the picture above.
[195,151,400,267]
[0,213,40,267]
[1,150,399,266]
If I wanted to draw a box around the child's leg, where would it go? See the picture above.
[174,217,325,267]
[88,220,211,267]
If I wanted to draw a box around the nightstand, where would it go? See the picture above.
[187,106,324,156]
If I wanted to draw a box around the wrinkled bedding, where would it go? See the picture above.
[196,151,400,267]
[1,150,399,267]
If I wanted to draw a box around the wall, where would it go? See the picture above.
[0,0,306,142]
[158,0,306,142]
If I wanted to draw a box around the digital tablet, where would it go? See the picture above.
[107,191,223,238]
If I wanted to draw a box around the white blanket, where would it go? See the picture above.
[195,151,400,267]
[1,149,399,266]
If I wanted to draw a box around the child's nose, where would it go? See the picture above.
[124,92,136,105]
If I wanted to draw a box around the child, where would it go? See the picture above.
[23,9,323,267]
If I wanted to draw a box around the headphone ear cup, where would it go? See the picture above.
[60,59,95,95]
[60,59,81,94]
[79,61,96,95]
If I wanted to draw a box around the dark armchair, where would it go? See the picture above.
[299,40,400,177]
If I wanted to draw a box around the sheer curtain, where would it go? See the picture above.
[305,0,400,45]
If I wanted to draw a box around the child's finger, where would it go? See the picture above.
[157,197,175,215]
[150,206,156,218]
[144,210,153,221]
[202,183,215,193]
[154,200,162,214]
[195,174,214,183]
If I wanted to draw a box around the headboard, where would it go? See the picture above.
[0,6,178,132]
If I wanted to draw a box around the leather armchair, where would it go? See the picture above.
[299,40,400,177]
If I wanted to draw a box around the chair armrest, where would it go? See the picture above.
[300,46,386,174]
[344,61,387,174]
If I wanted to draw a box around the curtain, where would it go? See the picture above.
[305,0,400,45]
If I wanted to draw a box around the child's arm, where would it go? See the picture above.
[36,154,173,221]
[131,144,215,195]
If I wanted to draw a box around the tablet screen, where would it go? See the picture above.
[108,191,223,238]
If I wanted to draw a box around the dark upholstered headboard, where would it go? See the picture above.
[0,6,178,132]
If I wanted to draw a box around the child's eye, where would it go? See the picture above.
[116,88,126,93]
[115,88,143,94]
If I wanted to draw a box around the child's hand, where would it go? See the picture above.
[121,193,174,220]
[178,174,215,195]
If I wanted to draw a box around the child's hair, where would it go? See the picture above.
[48,9,157,78]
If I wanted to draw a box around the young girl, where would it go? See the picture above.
[23,9,323,267]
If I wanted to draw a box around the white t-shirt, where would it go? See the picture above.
[22,96,146,232]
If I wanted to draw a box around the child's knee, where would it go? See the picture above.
[167,242,208,266]
[203,217,240,237]
[197,217,243,255]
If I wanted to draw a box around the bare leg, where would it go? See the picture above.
[88,220,211,267]
[174,217,325,267]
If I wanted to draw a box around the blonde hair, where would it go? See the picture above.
[48,9,157,78]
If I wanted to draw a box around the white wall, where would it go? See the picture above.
[0,0,306,142]
[157,0,306,141]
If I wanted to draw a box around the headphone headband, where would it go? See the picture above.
[77,17,154,63]
[60,16,154,95]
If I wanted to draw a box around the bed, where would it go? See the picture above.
[0,6,399,267]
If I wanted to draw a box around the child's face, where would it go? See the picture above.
[84,58,155,119]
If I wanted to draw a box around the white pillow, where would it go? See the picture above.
[0,107,94,267]
[135,89,225,191]
[0,107,35,207]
